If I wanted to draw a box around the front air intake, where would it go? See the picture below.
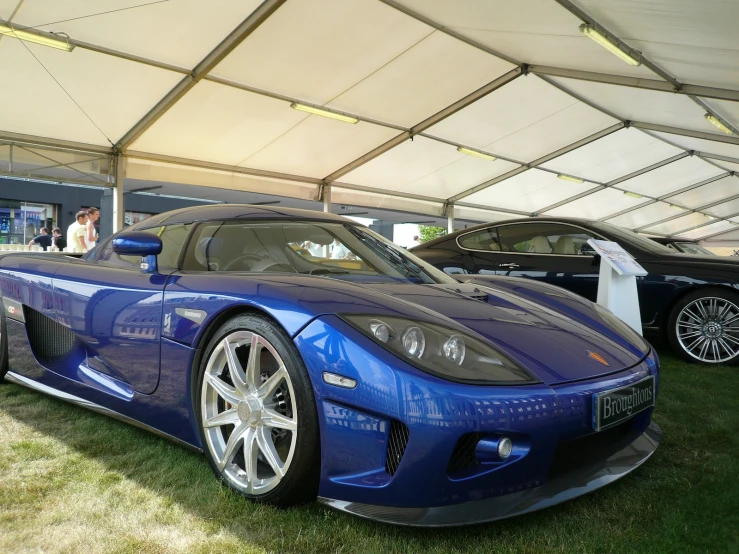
[385,421,410,475]
[447,432,485,475]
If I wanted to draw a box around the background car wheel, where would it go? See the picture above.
[193,313,320,507]
[667,289,739,364]
[0,299,8,382]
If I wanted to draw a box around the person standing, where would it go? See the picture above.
[67,211,88,253]
[28,228,52,251]
[51,227,66,251]
[85,207,100,251]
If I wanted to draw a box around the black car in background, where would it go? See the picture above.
[410,217,739,365]
[649,236,715,256]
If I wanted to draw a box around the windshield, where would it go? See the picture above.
[181,220,457,284]
[674,242,714,256]
[589,222,673,255]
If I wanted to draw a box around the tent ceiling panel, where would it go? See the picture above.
[704,198,739,218]
[540,128,682,183]
[331,186,442,217]
[577,0,739,51]
[710,160,739,173]
[426,75,616,162]
[0,39,181,146]
[238,115,399,179]
[544,187,648,220]
[681,220,737,240]
[325,31,514,127]
[340,136,519,197]
[605,202,686,230]
[650,132,739,161]
[394,0,655,78]
[130,81,308,166]
[642,213,716,235]
[211,0,432,106]
[550,77,721,134]
[618,156,724,198]
[5,0,264,69]
[126,158,318,201]
[667,176,739,209]
[625,40,739,91]
[464,169,593,213]
[454,205,516,225]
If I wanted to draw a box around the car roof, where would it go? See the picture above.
[130,204,355,229]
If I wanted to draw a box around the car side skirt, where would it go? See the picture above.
[318,422,661,527]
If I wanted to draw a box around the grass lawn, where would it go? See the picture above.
[1,352,737,554]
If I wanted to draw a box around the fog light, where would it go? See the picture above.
[498,437,513,460]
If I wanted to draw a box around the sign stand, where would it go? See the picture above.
[587,239,648,336]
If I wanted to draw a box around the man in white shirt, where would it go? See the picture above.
[85,207,99,251]
[331,239,351,259]
[67,211,88,253]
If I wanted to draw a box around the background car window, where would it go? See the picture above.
[98,224,191,270]
[458,228,501,251]
[497,223,598,255]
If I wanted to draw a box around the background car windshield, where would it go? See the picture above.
[674,242,714,256]
[181,221,457,284]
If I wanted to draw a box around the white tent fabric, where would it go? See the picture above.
[1,0,739,239]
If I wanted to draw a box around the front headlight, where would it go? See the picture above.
[593,303,650,354]
[341,314,537,385]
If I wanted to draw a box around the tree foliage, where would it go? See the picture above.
[418,225,447,243]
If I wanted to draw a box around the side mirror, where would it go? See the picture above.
[112,232,162,273]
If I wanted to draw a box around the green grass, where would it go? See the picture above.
[1,353,737,554]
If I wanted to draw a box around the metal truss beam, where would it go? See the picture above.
[529,66,739,104]
[667,218,732,238]
[116,0,286,150]
[631,122,739,147]
[323,67,524,183]
[448,122,624,204]
[695,152,739,167]
[0,130,112,155]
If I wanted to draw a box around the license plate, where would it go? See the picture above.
[593,375,655,431]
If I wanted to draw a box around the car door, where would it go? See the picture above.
[51,223,191,394]
[493,222,602,302]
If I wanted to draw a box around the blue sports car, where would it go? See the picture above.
[0,205,660,526]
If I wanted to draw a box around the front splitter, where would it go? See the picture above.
[319,422,661,527]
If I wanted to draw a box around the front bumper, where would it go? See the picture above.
[319,422,661,526]
[295,316,660,525]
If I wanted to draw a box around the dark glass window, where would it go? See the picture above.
[497,223,599,255]
[95,224,191,270]
[458,227,501,251]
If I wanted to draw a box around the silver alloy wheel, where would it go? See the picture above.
[676,296,739,363]
[201,330,298,495]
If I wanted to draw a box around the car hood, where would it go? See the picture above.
[362,281,647,385]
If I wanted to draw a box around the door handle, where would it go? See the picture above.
[499,263,519,269]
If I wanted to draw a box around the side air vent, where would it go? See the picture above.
[25,308,80,363]
[447,432,485,475]
[385,421,410,476]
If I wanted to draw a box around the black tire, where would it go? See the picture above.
[667,288,739,365]
[193,313,320,507]
[0,298,8,382]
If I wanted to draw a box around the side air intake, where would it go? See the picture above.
[25,307,80,363]
[385,421,410,476]
[447,432,485,475]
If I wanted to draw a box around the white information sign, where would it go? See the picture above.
[587,239,647,335]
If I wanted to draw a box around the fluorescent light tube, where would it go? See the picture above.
[704,113,732,135]
[580,24,640,66]
[290,103,358,124]
[0,24,74,51]
[669,204,683,210]
[557,174,584,184]
[457,146,496,161]
[623,191,643,199]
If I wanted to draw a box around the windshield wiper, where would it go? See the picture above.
[347,226,427,282]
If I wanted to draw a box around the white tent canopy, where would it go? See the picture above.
[1,0,739,240]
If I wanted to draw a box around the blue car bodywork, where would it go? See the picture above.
[0,205,660,526]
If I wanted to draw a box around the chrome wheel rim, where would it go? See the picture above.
[676,297,739,363]
[201,331,297,495]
